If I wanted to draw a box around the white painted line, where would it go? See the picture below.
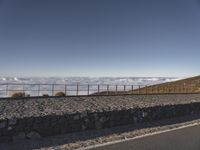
[80,122,200,150]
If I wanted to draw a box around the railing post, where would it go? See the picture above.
[167,84,170,94]
[98,84,100,94]
[65,84,67,96]
[107,84,109,95]
[38,84,40,96]
[138,85,140,94]
[22,84,25,93]
[131,85,133,94]
[87,84,90,96]
[116,85,118,95]
[184,84,186,93]
[124,85,126,93]
[145,85,147,94]
[52,84,54,96]
[76,84,79,96]
[6,83,8,97]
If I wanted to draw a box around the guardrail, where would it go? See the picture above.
[0,83,143,97]
[0,83,199,98]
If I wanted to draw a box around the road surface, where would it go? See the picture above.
[88,124,200,150]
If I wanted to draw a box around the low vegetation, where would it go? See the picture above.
[55,92,66,97]
[11,92,29,98]
[42,94,49,97]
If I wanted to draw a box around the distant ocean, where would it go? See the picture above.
[0,77,182,97]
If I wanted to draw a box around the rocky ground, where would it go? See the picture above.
[1,94,200,119]
[1,94,200,149]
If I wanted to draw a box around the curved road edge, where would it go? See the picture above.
[83,122,200,150]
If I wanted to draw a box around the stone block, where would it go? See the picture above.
[26,131,41,139]
[0,121,7,129]
[8,119,17,126]
[73,114,79,120]
[13,132,26,141]
[0,136,11,143]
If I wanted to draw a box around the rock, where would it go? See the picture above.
[26,131,41,139]
[142,112,148,118]
[8,126,12,130]
[93,113,99,120]
[0,121,6,129]
[130,109,135,114]
[81,125,87,131]
[83,118,90,126]
[98,137,103,143]
[0,136,11,143]
[133,117,138,123]
[8,119,17,125]
[73,114,79,120]
[80,111,88,118]
[13,132,26,141]
[95,121,102,129]
[99,117,106,123]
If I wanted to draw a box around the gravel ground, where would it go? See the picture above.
[1,114,200,150]
[1,94,200,119]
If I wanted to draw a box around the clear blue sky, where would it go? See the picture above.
[0,0,200,77]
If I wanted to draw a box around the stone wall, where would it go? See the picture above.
[1,100,200,143]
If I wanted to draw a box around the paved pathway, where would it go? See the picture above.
[89,124,200,150]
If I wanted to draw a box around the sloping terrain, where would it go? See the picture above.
[134,75,200,94]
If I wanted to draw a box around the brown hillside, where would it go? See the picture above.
[133,75,200,94]
[91,75,200,95]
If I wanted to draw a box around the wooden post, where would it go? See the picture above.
[168,85,170,93]
[116,85,118,95]
[87,84,90,96]
[98,84,100,95]
[52,84,54,96]
[38,84,40,96]
[124,85,126,92]
[131,85,133,94]
[107,84,109,95]
[138,85,140,94]
[6,84,8,97]
[184,84,186,93]
[22,84,25,93]
[145,86,147,94]
[65,84,67,96]
[76,84,79,96]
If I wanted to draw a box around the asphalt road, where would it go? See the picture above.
[89,125,200,150]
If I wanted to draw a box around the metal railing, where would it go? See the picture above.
[0,83,199,98]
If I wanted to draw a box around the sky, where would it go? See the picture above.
[0,0,200,77]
